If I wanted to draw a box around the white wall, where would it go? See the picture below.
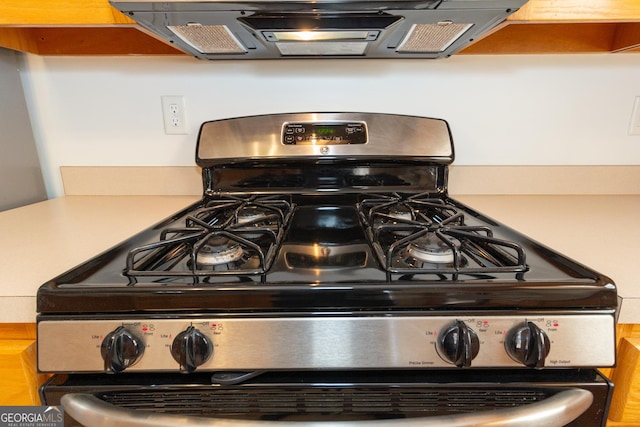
[0,49,46,210]
[20,53,640,198]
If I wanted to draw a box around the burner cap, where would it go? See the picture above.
[236,205,269,225]
[197,236,244,266]
[388,205,412,221]
[407,234,455,264]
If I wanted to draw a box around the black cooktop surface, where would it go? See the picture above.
[36,192,617,315]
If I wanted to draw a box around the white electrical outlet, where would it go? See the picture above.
[161,96,187,135]
[629,96,640,136]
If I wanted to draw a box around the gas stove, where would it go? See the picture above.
[38,113,617,426]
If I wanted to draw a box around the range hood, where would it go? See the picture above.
[109,0,528,59]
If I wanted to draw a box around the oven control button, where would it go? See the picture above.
[171,326,213,373]
[100,326,144,373]
[505,321,551,368]
[436,320,480,367]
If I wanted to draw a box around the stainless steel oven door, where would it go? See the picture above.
[42,370,613,427]
[63,389,592,427]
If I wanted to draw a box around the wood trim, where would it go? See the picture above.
[0,340,42,405]
[0,27,39,53]
[0,27,183,55]
[509,0,640,22]
[612,22,640,52]
[463,22,640,54]
[600,323,640,379]
[0,0,134,25]
[601,324,640,424]
[0,323,46,406]
[610,337,640,422]
[0,323,36,340]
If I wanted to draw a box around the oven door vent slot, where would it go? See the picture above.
[99,388,550,418]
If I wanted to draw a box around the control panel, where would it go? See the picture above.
[282,121,368,145]
[38,314,615,373]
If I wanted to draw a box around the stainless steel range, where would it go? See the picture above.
[38,113,617,426]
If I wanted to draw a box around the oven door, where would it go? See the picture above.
[42,369,612,427]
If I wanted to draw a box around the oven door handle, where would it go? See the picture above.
[61,388,593,427]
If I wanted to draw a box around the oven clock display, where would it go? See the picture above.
[282,121,368,145]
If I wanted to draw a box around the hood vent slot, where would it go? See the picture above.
[239,13,403,30]
[397,22,473,53]
[275,41,369,56]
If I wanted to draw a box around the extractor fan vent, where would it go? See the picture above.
[397,22,473,53]
[168,24,247,54]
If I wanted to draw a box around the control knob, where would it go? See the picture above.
[100,326,144,373]
[505,321,551,368]
[171,326,213,373]
[437,320,480,367]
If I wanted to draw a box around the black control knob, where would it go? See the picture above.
[100,326,144,373]
[171,326,213,373]
[437,320,480,367]
[505,321,551,368]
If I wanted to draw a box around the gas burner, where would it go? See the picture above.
[388,204,413,221]
[359,193,457,230]
[234,205,275,240]
[196,236,244,266]
[377,204,415,237]
[358,192,527,278]
[236,205,270,225]
[125,194,295,283]
[407,233,457,264]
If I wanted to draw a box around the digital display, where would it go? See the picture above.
[316,126,334,135]
[282,121,367,145]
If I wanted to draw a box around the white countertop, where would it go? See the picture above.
[455,195,639,324]
[1,195,638,323]
[0,196,199,323]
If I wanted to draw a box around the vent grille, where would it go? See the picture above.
[275,41,368,56]
[397,22,473,53]
[168,24,247,54]
[100,388,549,419]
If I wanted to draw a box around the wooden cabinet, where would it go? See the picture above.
[462,0,640,54]
[0,0,639,55]
[0,323,48,405]
[0,0,180,55]
[605,324,640,426]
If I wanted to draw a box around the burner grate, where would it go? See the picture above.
[124,195,294,284]
[357,193,528,280]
